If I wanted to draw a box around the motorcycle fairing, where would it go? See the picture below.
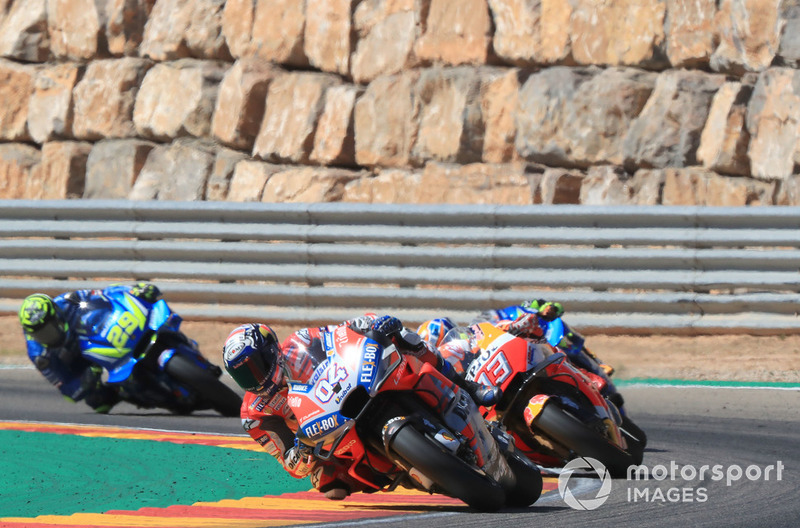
[543,317,565,348]
[79,292,149,369]
[543,317,584,354]
[523,394,551,425]
[78,292,188,383]
[469,323,554,389]
[288,326,511,493]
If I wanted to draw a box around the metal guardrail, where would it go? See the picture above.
[0,200,798,334]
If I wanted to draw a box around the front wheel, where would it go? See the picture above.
[620,415,647,465]
[503,450,543,507]
[533,402,635,477]
[165,355,242,417]
[389,423,506,512]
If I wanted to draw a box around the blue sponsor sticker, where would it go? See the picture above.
[289,382,312,394]
[358,342,379,385]
[323,332,335,355]
[302,412,344,439]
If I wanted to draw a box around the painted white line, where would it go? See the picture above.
[309,511,459,528]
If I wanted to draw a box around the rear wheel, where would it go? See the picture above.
[165,355,242,417]
[389,423,506,511]
[533,402,634,477]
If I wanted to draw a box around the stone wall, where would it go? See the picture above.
[1,0,799,206]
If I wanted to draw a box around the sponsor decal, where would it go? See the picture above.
[323,332,335,354]
[334,325,349,342]
[359,344,379,384]
[289,382,313,394]
[335,438,358,456]
[299,409,322,423]
[392,357,407,385]
[267,393,287,411]
[303,413,341,438]
[334,383,352,404]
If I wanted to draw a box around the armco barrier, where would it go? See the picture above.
[0,200,798,334]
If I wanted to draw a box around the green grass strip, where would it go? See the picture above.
[616,377,800,389]
[0,430,309,518]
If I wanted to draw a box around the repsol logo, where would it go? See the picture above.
[303,414,340,437]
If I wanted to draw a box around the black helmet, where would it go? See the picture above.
[19,294,67,346]
[222,324,283,398]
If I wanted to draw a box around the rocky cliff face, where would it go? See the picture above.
[1,0,799,206]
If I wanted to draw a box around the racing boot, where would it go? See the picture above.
[324,488,350,500]
[437,354,502,407]
[86,384,122,414]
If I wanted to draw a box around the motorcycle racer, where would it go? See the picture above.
[222,315,502,500]
[416,317,456,348]
[18,283,162,413]
[467,301,643,442]
[475,299,615,377]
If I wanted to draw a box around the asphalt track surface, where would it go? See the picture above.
[1,366,799,527]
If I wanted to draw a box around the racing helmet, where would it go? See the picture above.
[416,317,456,348]
[19,293,68,346]
[222,323,284,398]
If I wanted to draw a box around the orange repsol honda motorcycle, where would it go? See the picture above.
[440,322,642,477]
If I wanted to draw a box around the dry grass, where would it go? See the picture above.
[3,316,799,382]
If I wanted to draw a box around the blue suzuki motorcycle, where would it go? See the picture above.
[76,290,241,416]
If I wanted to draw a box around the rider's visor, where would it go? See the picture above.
[28,319,66,347]
[230,351,274,393]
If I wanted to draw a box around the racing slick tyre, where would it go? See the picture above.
[165,355,242,417]
[533,402,635,478]
[620,416,647,465]
[503,450,544,507]
[389,423,506,512]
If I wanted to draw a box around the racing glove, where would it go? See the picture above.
[370,315,403,337]
[506,313,544,338]
[369,315,431,356]
[130,282,161,303]
[284,442,315,478]
[523,299,564,321]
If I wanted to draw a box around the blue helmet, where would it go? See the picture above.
[222,324,283,398]
[416,317,456,348]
